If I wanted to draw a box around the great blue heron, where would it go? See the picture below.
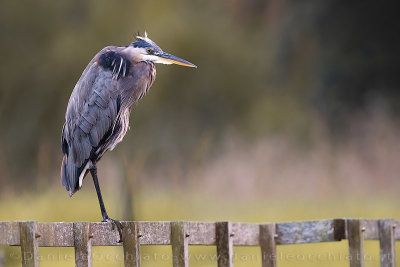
[61,33,196,240]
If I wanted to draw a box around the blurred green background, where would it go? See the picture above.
[1,0,400,266]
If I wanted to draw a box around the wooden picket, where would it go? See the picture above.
[0,218,398,266]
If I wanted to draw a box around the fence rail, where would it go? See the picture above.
[0,218,398,267]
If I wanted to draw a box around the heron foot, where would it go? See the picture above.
[102,217,123,243]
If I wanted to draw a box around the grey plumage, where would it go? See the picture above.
[61,45,155,196]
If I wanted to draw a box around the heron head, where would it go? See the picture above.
[127,32,197,68]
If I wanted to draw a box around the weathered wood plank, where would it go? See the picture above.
[216,222,233,267]
[2,219,400,249]
[275,219,338,244]
[37,222,73,247]
[19,221,39,267]
[171,222,189,267]
[187,222,216,245]
[347,219,364,267]
[0,221,19,245]
[333,219,346,241]
[138,222,170,245]
[259,224,276,267]
[90,222,120,246]
[378,219,395,267]
[392,220,400,240]
[362,219,379,240]
[188,220,343,247]
[232,223,259,246]
[74,222,92,267]
[122,222,141,267]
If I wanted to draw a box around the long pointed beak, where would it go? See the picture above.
[156,52,197,68]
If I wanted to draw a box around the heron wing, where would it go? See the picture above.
[61,46,127,195]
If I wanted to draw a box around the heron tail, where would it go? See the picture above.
[61,155,88,197]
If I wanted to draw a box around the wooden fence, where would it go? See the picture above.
[0,218,397,267]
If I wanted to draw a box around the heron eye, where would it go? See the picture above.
[146,48,153,54]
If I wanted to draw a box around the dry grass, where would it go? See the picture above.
[137,113,400,201]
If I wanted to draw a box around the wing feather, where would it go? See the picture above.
[61,46,124,195]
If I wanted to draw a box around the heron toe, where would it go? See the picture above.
[103,217,124,243]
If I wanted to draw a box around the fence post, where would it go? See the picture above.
[74,222,92,267]
[122,222,141,267]
[347,219,364,267]
[0,248,4,267]
[216,221,233,267]
[259,224,276,267]
[378,219,395,267]
[19,221,39,267]
[171,222,189,267]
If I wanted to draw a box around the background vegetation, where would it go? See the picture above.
[0,0,399,266]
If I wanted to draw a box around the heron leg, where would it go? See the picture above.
[89,162,123,243]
